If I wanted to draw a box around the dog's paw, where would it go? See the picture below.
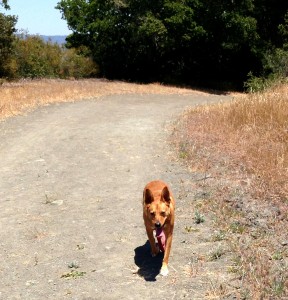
[160,264,169,276]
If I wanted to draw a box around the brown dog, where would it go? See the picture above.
[143,180,175,276]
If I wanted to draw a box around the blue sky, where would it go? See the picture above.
[6,0,71,35]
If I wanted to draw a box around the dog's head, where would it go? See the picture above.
[143,186,172,229]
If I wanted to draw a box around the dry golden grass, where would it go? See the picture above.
[172,83,288,298]
[183,83,288,201]
[0,78,196,120]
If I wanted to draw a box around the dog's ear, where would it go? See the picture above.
[144,188,154,205]
[161,186,171,204]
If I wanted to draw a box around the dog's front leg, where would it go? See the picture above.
[145,226,159,257]
[161,227,173,276]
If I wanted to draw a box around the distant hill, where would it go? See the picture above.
[40,35,67,45]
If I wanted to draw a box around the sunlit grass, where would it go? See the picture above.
[183,83,288,200]
[0,78,195,120]
[172,82,288,298]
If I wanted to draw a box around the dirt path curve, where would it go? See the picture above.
[0,93,233,300]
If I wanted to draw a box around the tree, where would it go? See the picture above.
[11,35,98,79]
[0,0,9,9]
[57,0,288,88]
[0,0,17,77]
[57,0,206,82]
[0,12,17,77]
[195,0,260,86]
[13,35,62,78]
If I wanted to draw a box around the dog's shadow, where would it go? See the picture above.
[134,241,163,281]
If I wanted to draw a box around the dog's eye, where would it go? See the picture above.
[161,211,166,216]
[150,211,155,216]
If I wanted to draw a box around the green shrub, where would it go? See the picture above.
[8,35,98,79]
[244,49,288,92]
[13,35,61,78]
[59,47,98,79]
[244,72,271,92]
[264,48,288,78]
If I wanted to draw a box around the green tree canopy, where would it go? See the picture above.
[0,0,9,9]
[0,11,17,77]
[57,0,288,88]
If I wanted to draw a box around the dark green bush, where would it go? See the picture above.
[0,12,17,78]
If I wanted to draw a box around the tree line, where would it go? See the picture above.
[1,1,288,90]
[0,1,97,81]
[56,0,288,90]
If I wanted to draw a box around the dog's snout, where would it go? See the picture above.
[155,221,161,228]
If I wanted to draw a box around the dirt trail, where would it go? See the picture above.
[0,93,235,299]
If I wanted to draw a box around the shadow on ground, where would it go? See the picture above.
[134,241,163,282]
